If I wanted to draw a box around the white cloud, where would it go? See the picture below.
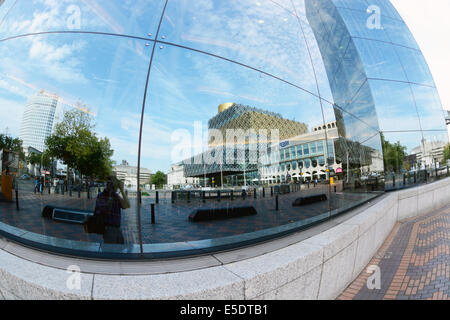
[29,39,72,62]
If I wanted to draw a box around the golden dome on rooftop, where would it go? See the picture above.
[218,102,235,113]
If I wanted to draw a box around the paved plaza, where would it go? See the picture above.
[338,203,450,300]
[0,181,375,244]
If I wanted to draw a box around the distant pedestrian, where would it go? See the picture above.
[53,178,58,193]
[58,178,64,194]
[40,177,44,193]
[34,178,40,194]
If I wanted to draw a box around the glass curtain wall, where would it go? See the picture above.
[306,0,449,192]
[0,0,447,259]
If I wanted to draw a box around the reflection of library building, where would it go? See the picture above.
[260,122,340,183]
[168,103,368,187]
[169,103,309,187]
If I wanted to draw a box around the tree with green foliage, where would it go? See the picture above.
[26,151,52,173]
[381,133,408,172]
[45,108,94,170]
[443,143,450,164]
[45,108,114,181]
[0,134,25,160]
[26,153,40,167]
[150,171,167,189]
[69,130,114,180]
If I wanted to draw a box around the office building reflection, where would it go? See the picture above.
[19,90,61,154]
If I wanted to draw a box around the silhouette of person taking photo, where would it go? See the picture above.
[94,176,130,244]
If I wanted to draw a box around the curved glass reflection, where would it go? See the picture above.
[0,0,448,259]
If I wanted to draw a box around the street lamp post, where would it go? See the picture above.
[243,162,247,187]
[40,153,45,193]
[220,162,223,188]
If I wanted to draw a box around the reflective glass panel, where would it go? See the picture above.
[411,85,447,131]
[140,43,328,243]
[0,0,166,40]
[381,130,428,190]
[353,38,407,82]
[383,17,419,50]
[337,8,390,42]
[0,0,16,22]
[369,80,421,131]
[159,0,318,94]
[333,0,370,12]
[394,47,435,86]
[0,33,151,254]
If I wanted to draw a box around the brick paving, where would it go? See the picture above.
[338,204,450,300]
[0,182,376,245]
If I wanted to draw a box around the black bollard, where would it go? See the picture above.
[218,190,221,202]
[392,175,396,188]
[171,191,175,204]
[271,187,274,197]
[403,174,406,186]
[254,188,257,199]
[275,195,279,211]
[262,187,265,198]
[155,191,159,204]
[151,204,155,224]
[334,185,337,193]
[230,190,234,201]
[48,185,51,195]
[15,190,19,210]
